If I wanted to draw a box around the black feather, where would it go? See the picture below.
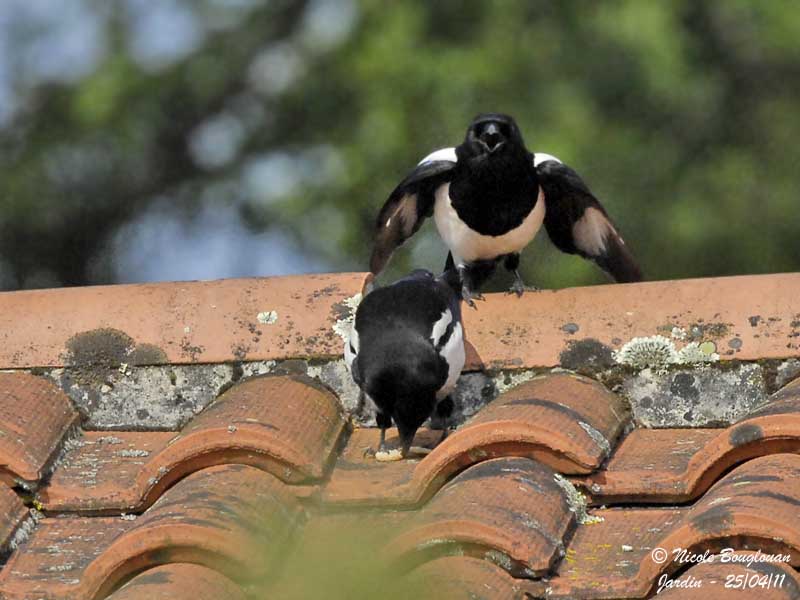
[538,160,642,283]
[369,160,455,274]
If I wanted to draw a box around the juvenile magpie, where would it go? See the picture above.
[344,269,464,460]
[369,113,642,306]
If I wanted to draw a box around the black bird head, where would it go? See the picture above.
[462,113,528,158]
[363,340,446,457]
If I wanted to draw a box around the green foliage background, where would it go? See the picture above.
[1,0,798,291]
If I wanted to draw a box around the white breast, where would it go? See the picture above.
[436,321,465,400]
[433,183,545,264]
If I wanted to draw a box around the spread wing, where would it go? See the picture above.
[369,148,457,275]
[535,154,643,283]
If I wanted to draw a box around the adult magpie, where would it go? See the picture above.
[369,113,642,305]
[344,269,464,460]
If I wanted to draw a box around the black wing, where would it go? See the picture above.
[369,159,455,275]
[537,159,642,283]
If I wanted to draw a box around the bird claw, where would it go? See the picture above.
[462,288,485,308]
[507,280,526,297]
[507,270,533,297]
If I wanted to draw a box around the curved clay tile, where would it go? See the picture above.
[549,454,800,599]
[40,374,345,513]
[409,555,538,599]
[323,373,629,508]
[388,457,575,578]
[0,485,27,553]
[0,372,79,488]
[106,563,246,600]
[0,464,301,599]
[656,552,800,599]
[583,378,800,504]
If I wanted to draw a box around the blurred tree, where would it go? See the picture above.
[0,0,798,290]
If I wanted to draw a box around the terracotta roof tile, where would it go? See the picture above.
[0,485,27,552]
[582,378,800,504]
[390,457,574,577]
[0,464,300,599]
[658,552,800,599]
[462,272,800,369]
[106,564,246,600]
[409,556,537,599]
[323,373,628,508]
[3,273,800,599]
[548,454,800,598]
[0,273,370,368]
[0,371,79,487]
[39,374,344,513]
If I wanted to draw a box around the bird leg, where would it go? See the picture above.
[433,396,453,447]
[503,253,536,295]
[456,264,484,308]
[376,411,392,453]
[378,427,387,453]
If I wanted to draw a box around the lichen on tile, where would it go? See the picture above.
[331,292,362,342]
[614,335,719,372]
[257,310,278,325]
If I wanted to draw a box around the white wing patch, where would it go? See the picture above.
[573,206,612,256]
[430,309,453,347]
[437,322,465,399]
[419,147,457,165]
[343,324,359,372]
[533,152,562,167]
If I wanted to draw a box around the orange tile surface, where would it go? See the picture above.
[410,556,536,599]
[40,374,345,513]
[0,372,79,486]
[2,272,800,600]
[0,273,370,368]
[1,272,798,371]
[106,564,246,600]
[0,485,27,552]
[324,373,629,508]
[582,380,800,504]
[462,272,800,369]
[657,553,800,599]
[390,457,575,577]
[1,464,301,599]
[548,454,800,598]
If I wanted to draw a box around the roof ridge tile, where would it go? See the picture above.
[0,273,370,369]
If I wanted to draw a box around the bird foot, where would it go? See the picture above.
[507,279,526,297]
[506,269,539,297]
[462,287,485,309]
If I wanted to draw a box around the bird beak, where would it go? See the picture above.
[479,123,504,152]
